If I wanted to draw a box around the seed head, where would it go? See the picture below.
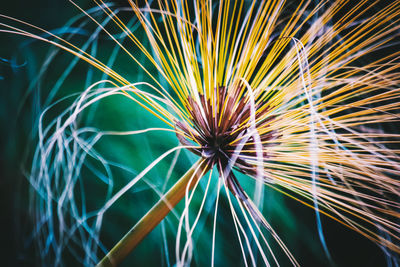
[175,84,281,215]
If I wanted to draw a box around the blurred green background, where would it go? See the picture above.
[0,1,394,266]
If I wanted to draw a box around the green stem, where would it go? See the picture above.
[96,159,209,267]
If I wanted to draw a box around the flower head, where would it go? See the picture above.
[3,0,400,266]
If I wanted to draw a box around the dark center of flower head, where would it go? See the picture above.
[175,85,280,225]
[175,85,279,176]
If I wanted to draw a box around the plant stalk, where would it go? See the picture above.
[96,159,209,267]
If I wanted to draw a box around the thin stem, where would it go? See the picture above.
[96,159,210,267]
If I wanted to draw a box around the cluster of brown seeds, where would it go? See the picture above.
[175,85,279,178]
